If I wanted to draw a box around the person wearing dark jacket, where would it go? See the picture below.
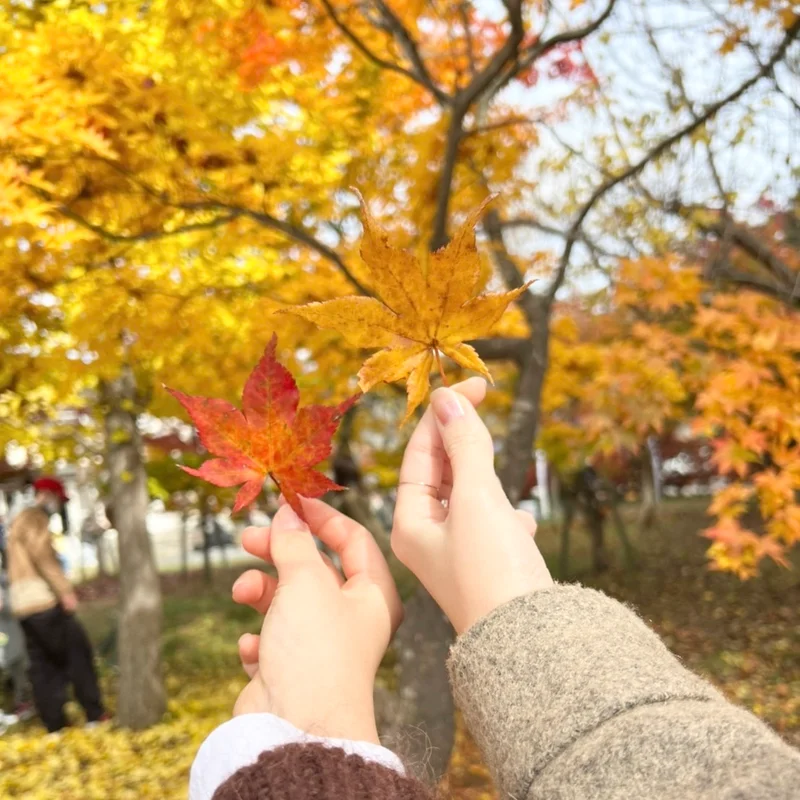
[7,477,105,732]
[190,378,800,799]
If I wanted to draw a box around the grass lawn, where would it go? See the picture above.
[1,499,798,799]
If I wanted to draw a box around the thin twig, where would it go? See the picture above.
[319,0,449,104]
[546,16,800,306]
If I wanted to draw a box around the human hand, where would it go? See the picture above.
[231,499,402,744]
[61,592,79,613]
[392,378,553,634]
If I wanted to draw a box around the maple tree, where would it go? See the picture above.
[167,335,358,517]
[538,253,799,579]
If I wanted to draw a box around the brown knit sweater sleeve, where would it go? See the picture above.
[211,742,437,800]
[448,584,800,800]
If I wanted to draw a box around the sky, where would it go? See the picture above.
[475,0,798,294]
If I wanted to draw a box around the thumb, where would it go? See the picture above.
[270,503,321,577]
[430,387,496,486]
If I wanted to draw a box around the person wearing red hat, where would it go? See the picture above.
[6,477,106,732]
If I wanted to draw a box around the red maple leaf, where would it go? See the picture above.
[166,334,359,517]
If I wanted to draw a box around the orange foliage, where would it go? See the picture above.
[542,253,799,577]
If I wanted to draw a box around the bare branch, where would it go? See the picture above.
[319,0,449,105]
[459,0,525,108]
[458,1,477,77]
[639,19,796,306]
[673,202,799,305]
[501,216,627,260]
[705,262,800,307]
[471,337,529,363]
[175,201,374,296]
[481,207,540,325]
[773,74,800,115]
[496,0,617,94]
[57,206,242,243]
[463,114,544,138]
[371,0,449,103]
[31,178,371,295]
[547,16,800,305]
[430,2,526,249]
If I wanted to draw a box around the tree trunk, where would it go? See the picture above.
[332,419,454,779]
[201,511,213,585]
[559,498,576,580]
[103,370,166,729]
[377,587,455,782]
[96,535,108,577]
[499,307,550,503]
[638,437,662,533]
[610,499,636,569]
[180,509,189,580]
[221,543,229,569]
[587,507,608,573]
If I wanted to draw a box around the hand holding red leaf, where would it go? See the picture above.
[166,334,359,518]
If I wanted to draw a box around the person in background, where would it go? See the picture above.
[6,477,106,733]
[191,378,800,800]
[0,566,34,730]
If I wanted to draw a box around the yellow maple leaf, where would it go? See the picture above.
[286,193,533,421]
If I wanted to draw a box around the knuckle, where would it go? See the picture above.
[393,601,405,631]
[273,533,312,565]
[390,527,415,567]
[447,425,491,455]
[390,529,408,562]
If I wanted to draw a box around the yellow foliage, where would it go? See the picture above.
[0,598,245,800]
[0,688,233,799]
[288,196,533,421]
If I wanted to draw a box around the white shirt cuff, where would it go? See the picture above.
[189,713,404,800]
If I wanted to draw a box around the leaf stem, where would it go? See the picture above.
[434,347,449,386]
[269,472,281,498]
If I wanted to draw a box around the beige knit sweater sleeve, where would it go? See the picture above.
[447,585,800,800]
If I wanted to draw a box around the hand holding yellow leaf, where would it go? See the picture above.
[286,193,532,421]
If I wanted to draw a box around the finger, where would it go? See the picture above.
[296,498,385,579]
[438,461,454,502]
[396,378,486,529]
[402,463,455,503]
[269,503,324,577]
[238,633,260,679]
[515,508,538,537]
[232,569,278,614]
[429,386,498,490]
[275,498,351,587]
[295,497,398,622]
[242,526,271,563]
[319,549,345,587]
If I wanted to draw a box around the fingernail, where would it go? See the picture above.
[431,388,464,427]
[278,503,308,530]
[232,576,245,596]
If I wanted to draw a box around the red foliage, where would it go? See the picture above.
[166,335,359,518]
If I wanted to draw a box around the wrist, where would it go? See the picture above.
[295,695,380,744]
[234,681,380,744]
[456,574,554,634]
